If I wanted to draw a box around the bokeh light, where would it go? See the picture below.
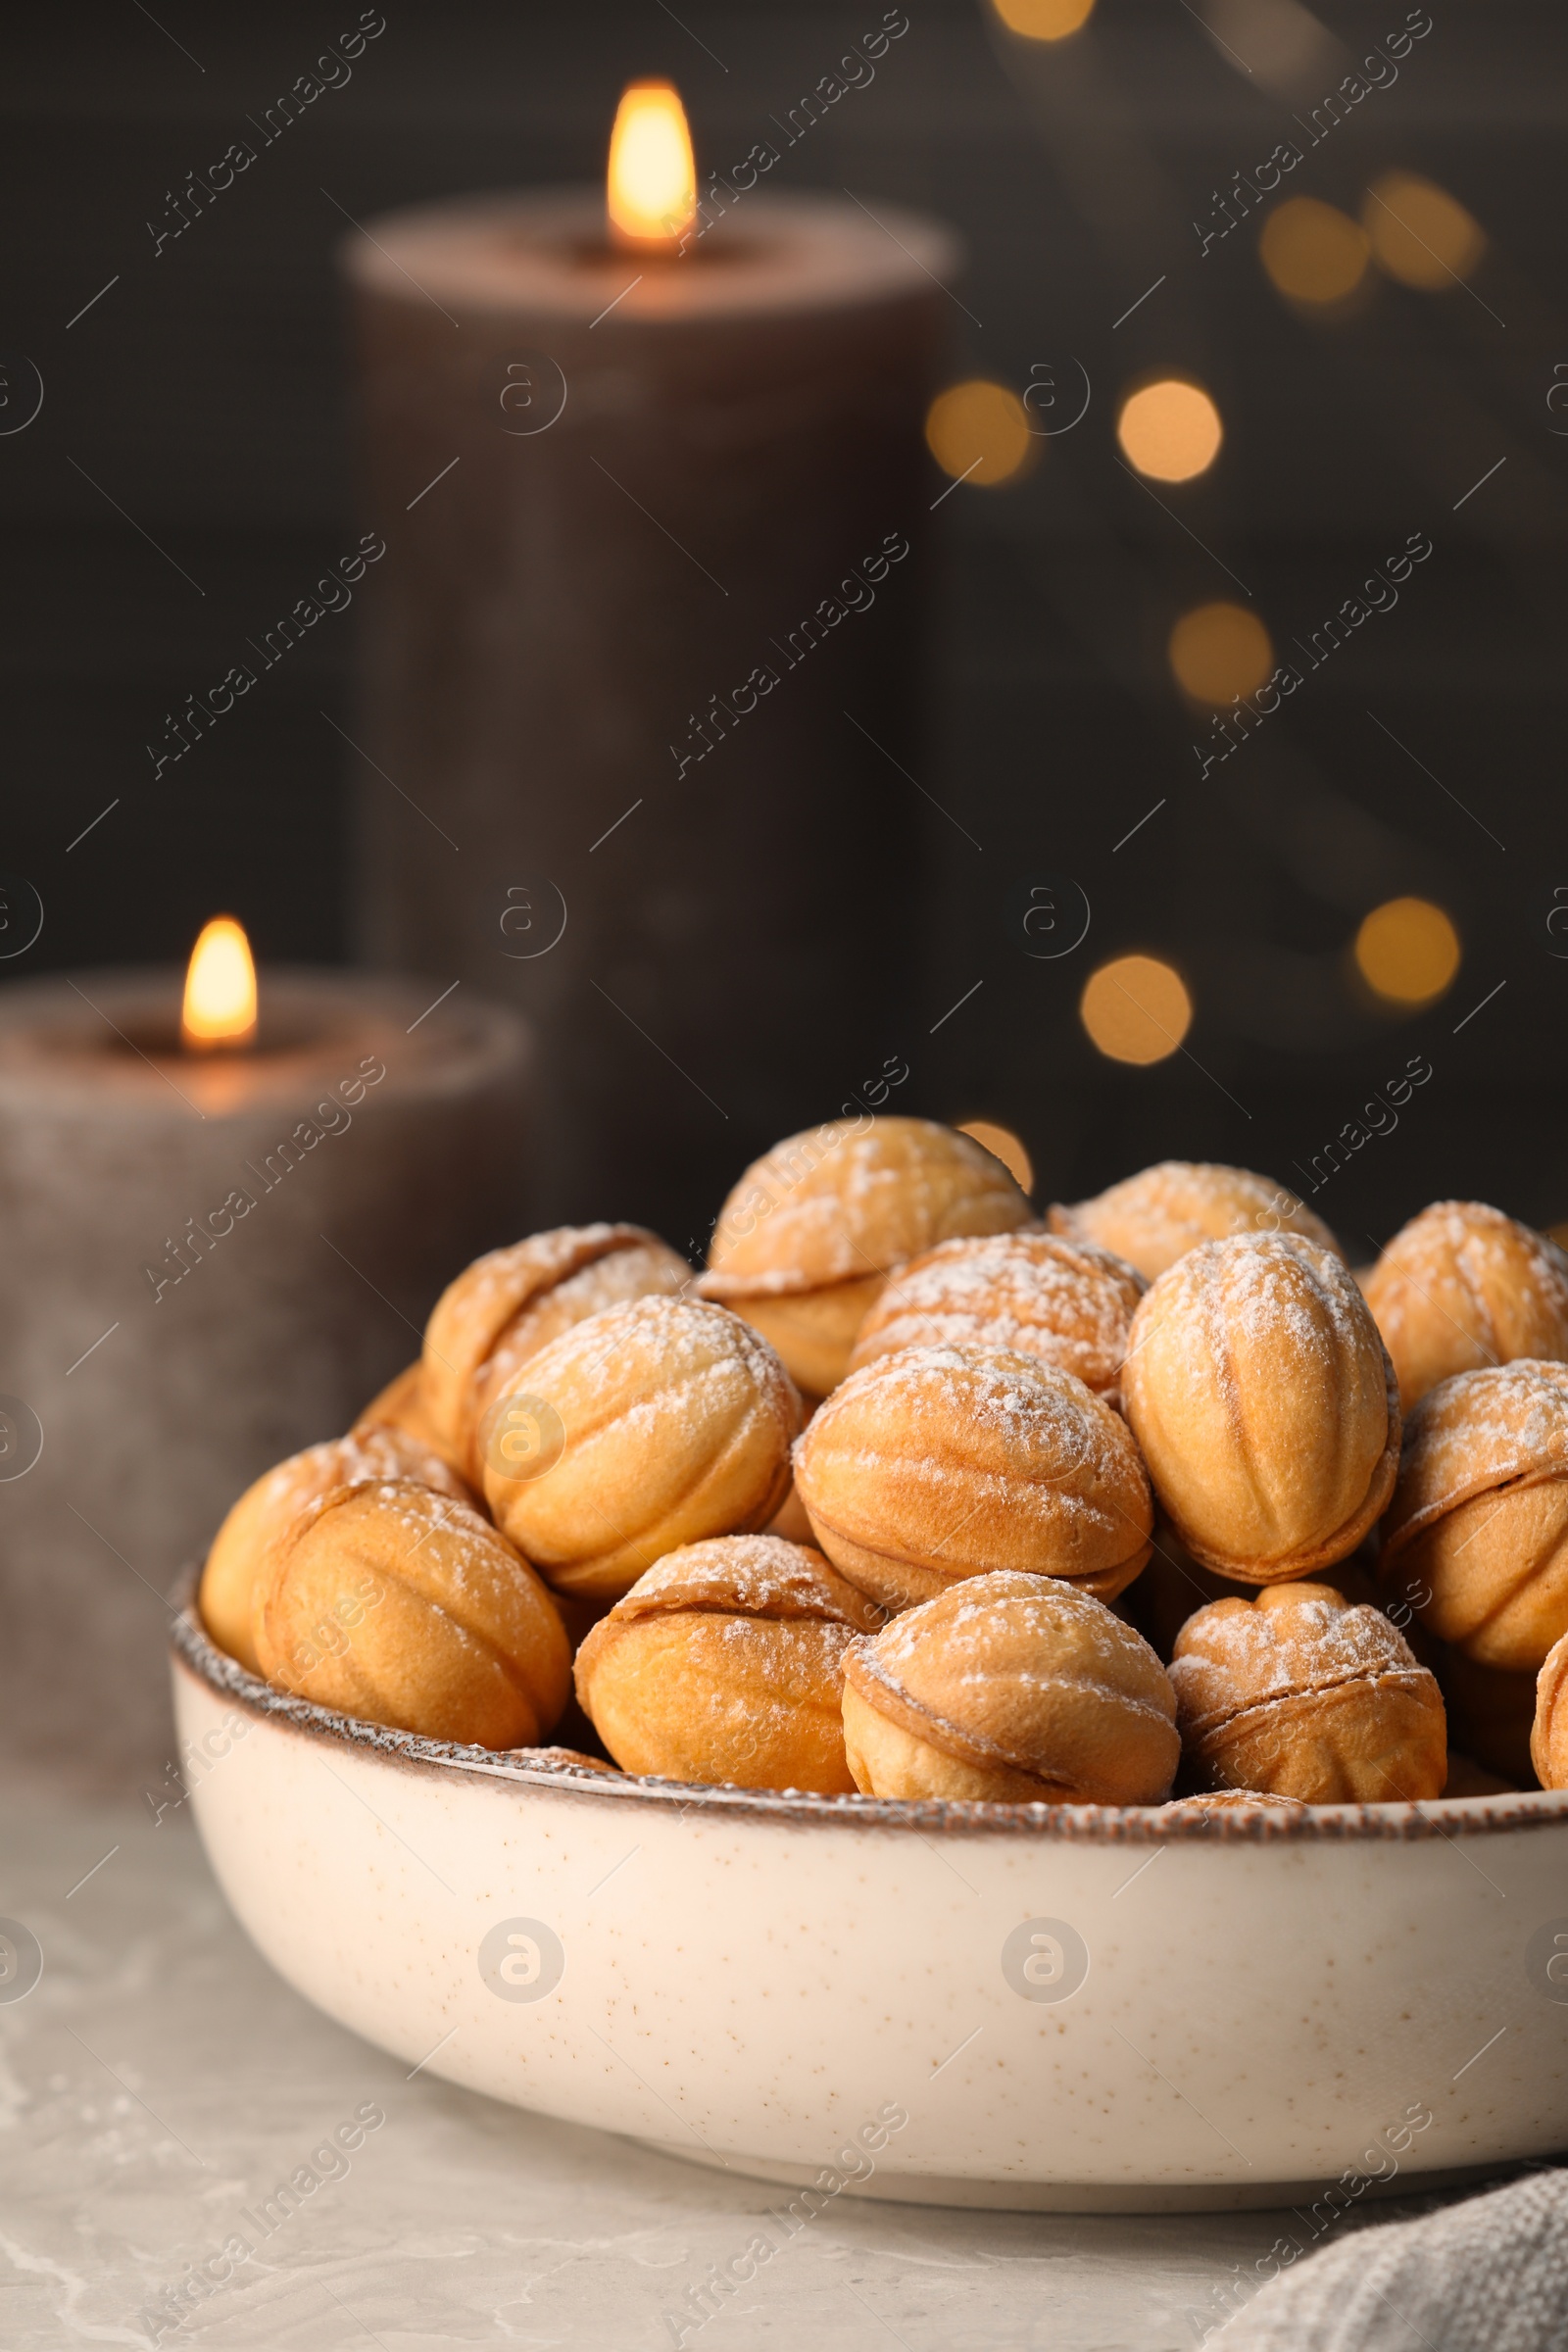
[1080,956,1193,1064]
[1354,898,1461,1006]
[925,380,1035,487]
[990,0,1097,35]
[1168,603,1274,705]
[1116,380,1223,483]
[957,1120,1034,1194]
[1258,197,1371,306]
[1363,172,1486,290]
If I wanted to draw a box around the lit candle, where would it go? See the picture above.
[180,916,258,1053]
[606,79,696,251]
[0,932,528,1782]
[342,74,958,1232]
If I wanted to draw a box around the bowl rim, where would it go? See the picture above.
[170,1592,1567,1845]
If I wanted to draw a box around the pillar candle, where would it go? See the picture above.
[0,968,528,1784]
[342,182,959,1242]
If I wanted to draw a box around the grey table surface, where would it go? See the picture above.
[0,1796,1515,2352]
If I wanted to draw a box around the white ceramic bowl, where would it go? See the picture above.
[171,1603,1568,2211]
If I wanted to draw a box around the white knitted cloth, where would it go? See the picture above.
[1221,2170,1568,2351]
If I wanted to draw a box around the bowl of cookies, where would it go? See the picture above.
[172,1123,1568,2210]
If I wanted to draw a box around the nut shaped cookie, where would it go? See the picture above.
[422,1223,692,1481]
[1364,1201,1568,1411]
[1169,1584,1446,1802]
[1378,1360,1568,1672]
[574,1536,884,1791]
[700,1116,1030,1394]
[253,1480,570,1747]
[483,1296,799,1599]
[1121,1234,1398,1582]
[200,1427,469,1673]
[1050,1160,1341,1283]
[795,1346,1152,1614]
[1119,1528,1381,1666]
[847,1231,1145,1403]
[1531,1628,1568,1789]
[841,1570,1179,1803]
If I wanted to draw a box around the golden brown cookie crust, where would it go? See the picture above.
[1049,1161,1342,1284]
[1170,1583,1446,1803]
[1379,1362,1568,1671]
[200,1426,468,1674]
[1365,1200,1568,1411]
[1122,1233,1398,1582]
[795,1345,1153,1614]
[847,1230,1146,1401]
[483,1296,800,1600]
[729,1274,885,1400]
[1531,1628,1568,1788]
[422,1224,692,1476]
[841,1570,1179,1805]
[702,1116,1030,1300]
[254,1479,570,1747]
[1382,1359,1568,1555]
[575,1536,881,1792]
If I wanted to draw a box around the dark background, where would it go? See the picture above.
[5,0,1566,1255]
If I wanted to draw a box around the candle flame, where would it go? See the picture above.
[608,80,696,252]
[181,916,257,1051]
